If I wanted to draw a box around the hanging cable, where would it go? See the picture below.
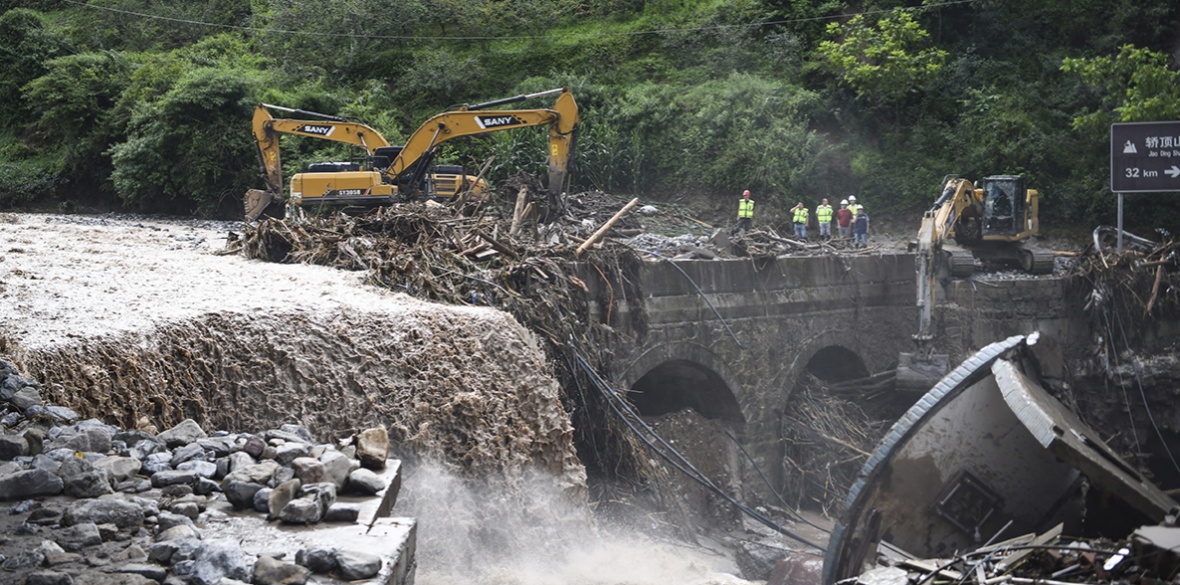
[721,429,832,534]
[572,349,825,552]
[662,258,743,348]
[1112,302,1180,476]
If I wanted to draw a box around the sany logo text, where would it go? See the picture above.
[298,125,335,136]
[475,115,524,129]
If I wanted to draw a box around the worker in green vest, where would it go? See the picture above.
[734,189,755,234]
[791,201,809,239]
[815,198,833,240]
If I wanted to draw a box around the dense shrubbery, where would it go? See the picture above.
[0,0,1178,228]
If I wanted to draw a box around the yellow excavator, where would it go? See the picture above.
[897,175,1054,392]
[244,87,579,220]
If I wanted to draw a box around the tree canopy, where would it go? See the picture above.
[0,0,1178,230]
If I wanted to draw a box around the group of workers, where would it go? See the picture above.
[735,190,870,247]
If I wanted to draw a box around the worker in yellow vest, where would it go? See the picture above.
[734,189,755,234]
[848,195,863,220]
[791,201,809,239]
[815,198,833,240]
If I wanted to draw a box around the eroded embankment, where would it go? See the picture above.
[0,213,582,488]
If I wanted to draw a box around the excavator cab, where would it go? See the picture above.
[981,175,1026,237]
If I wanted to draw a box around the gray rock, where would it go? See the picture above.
[319,450,351,489]
[253,487,272,513]
[223,480,265,509]
[29,454,60,473]
[241,435,267,459]
[290,457,324,485]
[347,468,386,495]
[107,562,168,582]
[55,522,103,551]
[301,482,336,515]
[93,456,142,484]
[355,427,389,470]
[147,541,180,563]
[221,460,278,486]
[270,466,295,487]
[268,479,301,520]
[193,477,220,496]
[195,436,235,457]
[27,571,74,585]
[295,547,336,573]
[0,434,28,459]
[279,497,321,524]
[0,411,20,427]
[23,427,45,455]
[170,443,206,466]
[73,572,157,584]
[190,540,252,585]
[13,498,41,513]
[11,386,43,410]
[264,429,311,445]
[27,507,63,525]
[42,406,78,424]
[142,452,173,475]
[46,426,112,454]
[334,549,382,580]
[323,503,360,523]
[177,460,217,478]
[157,511,195,532]
[273,442,309,466]
[113,429,156,448]
[156,419,207,448]
[278,424,315,443]
[150,469,198,488]
[111,543,148,563]
[154,524,201,543]
[114,478,151,493]
[130,439,165,461]
[62,498,144,529]
[253,554,311,585]
[59,457,114,498]
[172,501,200,520]
[0,468,64,500]
[226,451,254,474]
[1,550,45,570]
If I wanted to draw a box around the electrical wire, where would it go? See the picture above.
[721,428,832,534]
[59,0,986,42]
[662,258,744,348]
[571,348,826,552]
[1112,302,1180,476]
[1102,301,1143,459]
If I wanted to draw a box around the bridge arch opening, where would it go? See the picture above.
[804,345,869,383]
[629,359,744,423]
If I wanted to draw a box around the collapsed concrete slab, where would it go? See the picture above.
[824,333,1176,585]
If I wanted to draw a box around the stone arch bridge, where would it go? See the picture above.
[576,254,1088,503]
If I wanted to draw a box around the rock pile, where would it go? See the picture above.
[0,359,396,584]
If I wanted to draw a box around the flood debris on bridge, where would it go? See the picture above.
[824,333,1178,585]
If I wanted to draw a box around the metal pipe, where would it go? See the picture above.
[259,103,346,122]
[464,87,565,111]
[1117,193,1124,254]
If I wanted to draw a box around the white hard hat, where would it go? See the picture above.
[849,195,857,201]
[840,199,849,205]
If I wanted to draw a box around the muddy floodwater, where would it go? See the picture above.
[0,213,753,584]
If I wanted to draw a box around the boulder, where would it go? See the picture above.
[335,549,382,580]
[156,419,207,449]
[0,434,28,460]
[0,468,64,500]
[267,479,301,520]
[62,498,144,529]
[290,457,324,485]
[295,548,336,574]
[347,468,385,496]
[355,427,389,470]
[55,522,103,552]
[253,554,311,585]
[190,540,253,585]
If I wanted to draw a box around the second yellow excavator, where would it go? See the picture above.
[897,175,1054,392]
[245,87,579,220]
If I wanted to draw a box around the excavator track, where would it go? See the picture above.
[1021,250,1056,274]
[947,249,976,277]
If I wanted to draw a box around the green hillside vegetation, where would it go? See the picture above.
[1,0,1179,230]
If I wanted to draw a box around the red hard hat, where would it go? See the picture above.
[742,190,750,195]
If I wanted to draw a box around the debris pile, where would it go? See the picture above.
[781,377,893,513]
[1076,227,1179,319]
[0,359,403,584]
[847,522,1180,585]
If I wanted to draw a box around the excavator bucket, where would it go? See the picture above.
[895,351,950,394]
[244,189,283,221]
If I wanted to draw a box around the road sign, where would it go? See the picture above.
[1111,121,1180,192]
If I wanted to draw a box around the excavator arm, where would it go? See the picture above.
[245,104,392,220]
[387,87,579,197]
